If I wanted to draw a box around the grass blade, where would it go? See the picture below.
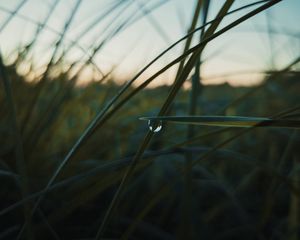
[140,115,300,129]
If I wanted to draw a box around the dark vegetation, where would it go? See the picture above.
[0,0,300,239]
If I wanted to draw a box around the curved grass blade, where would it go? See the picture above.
[140,116,300,129]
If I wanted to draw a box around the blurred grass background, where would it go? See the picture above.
[0,0,300,239]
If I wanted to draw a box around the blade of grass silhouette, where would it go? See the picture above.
[140,116,300,129]
[0,0,28,33]
[0,54,32,239]
[96,1,282,238]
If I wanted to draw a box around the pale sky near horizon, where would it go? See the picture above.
[0,0,299,87]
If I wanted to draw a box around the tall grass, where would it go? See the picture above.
[0,0,300,239]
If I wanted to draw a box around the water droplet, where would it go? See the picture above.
[148,120,162,133]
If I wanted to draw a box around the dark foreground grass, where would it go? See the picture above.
[1,59,299,239]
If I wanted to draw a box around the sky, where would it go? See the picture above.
[0,0,300,87]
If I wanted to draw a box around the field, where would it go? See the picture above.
[0,0,300,239]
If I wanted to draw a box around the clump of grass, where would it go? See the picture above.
[1,0,300,239]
